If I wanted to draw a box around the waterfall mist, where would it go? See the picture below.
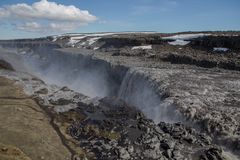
[118,69,181,123]
[2,47,180,123]
[19,49,120,98]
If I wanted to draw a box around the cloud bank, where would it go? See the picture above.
[0,0,97,32]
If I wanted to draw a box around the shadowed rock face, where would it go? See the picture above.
[0,39,61,50]
[98,35,163,49]
[0,60,14,71]
[190,36,240,51]
[161,52,240,71]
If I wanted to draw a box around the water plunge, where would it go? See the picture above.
[4,47,179,123]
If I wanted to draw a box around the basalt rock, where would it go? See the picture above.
[190,36,240,51]
[0,59,14,71]
[67,97,228,160]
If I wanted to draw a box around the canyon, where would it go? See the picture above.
[0,31,240,160]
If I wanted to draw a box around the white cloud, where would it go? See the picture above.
[48,22,86,31]
[17,22,42,32]
[16,22,86,33]
[0,8,9,18]
[0,0,97,32]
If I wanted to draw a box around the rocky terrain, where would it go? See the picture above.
[0,31,240,160]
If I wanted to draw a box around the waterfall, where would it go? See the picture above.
[4,46,181,123]
[118,68,180,123]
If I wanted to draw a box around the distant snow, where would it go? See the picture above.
[87,33,115,37]
[67,39,79,46]
[132,45,152,50]
[93,47,100,50]
[162,33,211,40]
[67,36,86,46]
[71,36,86,40]
[168,39,190,46]
[52,36,58,42]
[80,41,86,46]
[88,37,101,45]
[52,32,159,48]
[213,47,229,52]
[19,51,27,55]
[163,33,211,46]
[86,32,157,36]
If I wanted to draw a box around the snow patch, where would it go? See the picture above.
[132,45,152,50]
[87,33,115,37]
[213,47,229,52]
[163,33,210,40]
[88,37,101,45]
[67,36,86,46]
[168,39,190,46]
[52,32,160,48]
[52,36,58,42]
[76,32,156,37]
[93,47,100,50]
[80,41,86,46]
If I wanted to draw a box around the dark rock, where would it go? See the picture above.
[1,147,8,152]
[160,140,174,150]
[190,36,240,51]
[0,59,14,71]
[35,88,48,94]
[118,148,130,159]
[60,86,71,91]
[162,149,172,159]
[49,98,72,105]
[201,147,225,160]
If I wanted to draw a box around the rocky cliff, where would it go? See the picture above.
[0,31,239,160]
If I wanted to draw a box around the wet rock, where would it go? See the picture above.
[143,148,162,159]
[50,98,72,105]
[201,147,225,160]
[0,59,14,71]
[162,149,172,159]
[200,133,212,145]
[183,134,196,144]
[35,88,48,94]
[160,140,174,150]
[118,148,130,159]
[127,145,134,153]
[66,96,230,160]
[172,149,184,159]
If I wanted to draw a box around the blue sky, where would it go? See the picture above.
[0,0,240,39]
